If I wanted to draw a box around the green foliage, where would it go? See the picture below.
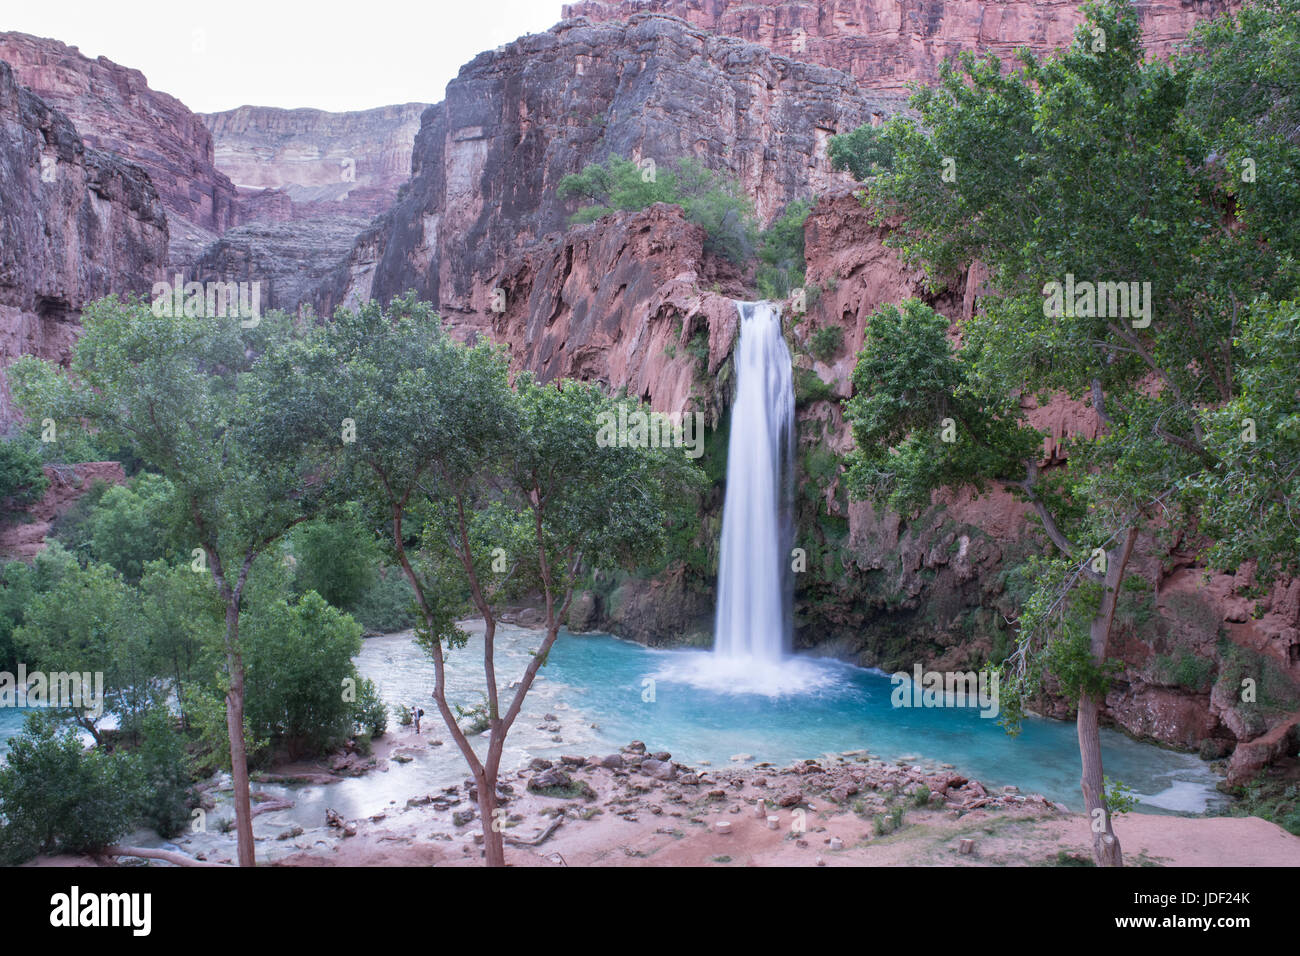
[348,565,419,633]
[129,707,195,838]
[843,299,1039,512]
[242,587,364,759]
[290,506,380,610]
[1190,297,1300,582]
[0,713,137,863]
[1220,775,1300,836]
[353,677,388,739]
[84,472,187,583]
[756,199,811,298]
[807,326,844,363]
[828,122,896,180]
[0,439,48,517]
[558,156,759,264]
[1103,776,1139,816]
[44,478,111,560]
[13,559,162,733]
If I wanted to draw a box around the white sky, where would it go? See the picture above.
[2,0,569,112]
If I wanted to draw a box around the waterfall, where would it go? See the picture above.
[713,300,795,664]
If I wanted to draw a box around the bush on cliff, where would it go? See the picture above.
[0,439,47,519]
[558,155,758,264]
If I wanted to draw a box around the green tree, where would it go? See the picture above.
[13,560,157,744]
[842,0,1298,865]
[828,122,895,180]
[10,297,348,867]
[86,472,187,583]
[301,296,699,866]
[756,199,811,299]
[290,505,379,609]
[0,439,47,518]
[0,713,138,863]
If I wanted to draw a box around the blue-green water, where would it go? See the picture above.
[0,626,1224,820]
[540,632,1222,814]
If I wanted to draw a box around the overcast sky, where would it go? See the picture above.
[3,0,568,112]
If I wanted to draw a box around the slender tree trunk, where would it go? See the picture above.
[224,601,255,868]
[1077,693,1121,866]
[1078,526,1138,868]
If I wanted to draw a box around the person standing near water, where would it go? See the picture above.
[413,705,424,734]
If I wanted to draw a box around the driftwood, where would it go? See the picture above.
[249,797,295,818]
[504,816,563,848]
[103,845,228,867]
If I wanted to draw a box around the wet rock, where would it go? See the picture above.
[452,810,476,827]
[529,757,554,771]
[600,754,625,770]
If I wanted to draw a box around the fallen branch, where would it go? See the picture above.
[103,845,228,867]
[503,817,563,848]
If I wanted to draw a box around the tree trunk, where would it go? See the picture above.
[476,769,505,866]
[224,602,255,868]
[1077,693,1122,866]
[1079,526,1139,867]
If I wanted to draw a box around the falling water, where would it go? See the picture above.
[707,300,797,673]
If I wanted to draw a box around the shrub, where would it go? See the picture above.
[130,707,195,838]
[756,199,811,299]
[558,156,758,264]
[353,677,388,739]
[808,326,845,362]
[0,440,48,518]
[85,472,186,583]
[349,565,419,633]
[0,714,137,863]
[828,123,895,180]
[242,589,364,759]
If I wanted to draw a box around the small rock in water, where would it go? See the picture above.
[529,757,554,771]
[729,753,753,763]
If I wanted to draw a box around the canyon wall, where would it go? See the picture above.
[0,30,239,265]
[0,59,168,425]
[325,14,883,317]
[201,103,429,221]
[562,0,1243,95]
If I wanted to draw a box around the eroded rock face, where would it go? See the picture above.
[201,103,429,222]
[466,203,743,414]
[0,461,126,560]
[563,0,1243,95]
[0,59,168,425]
[190,216,373,317]
[0,31,240,246]
[327,14,880,315]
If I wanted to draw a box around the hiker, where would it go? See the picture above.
[413,705,424,734]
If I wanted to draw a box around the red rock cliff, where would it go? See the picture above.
[0,59,168,426]
[563,0,1242,95]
